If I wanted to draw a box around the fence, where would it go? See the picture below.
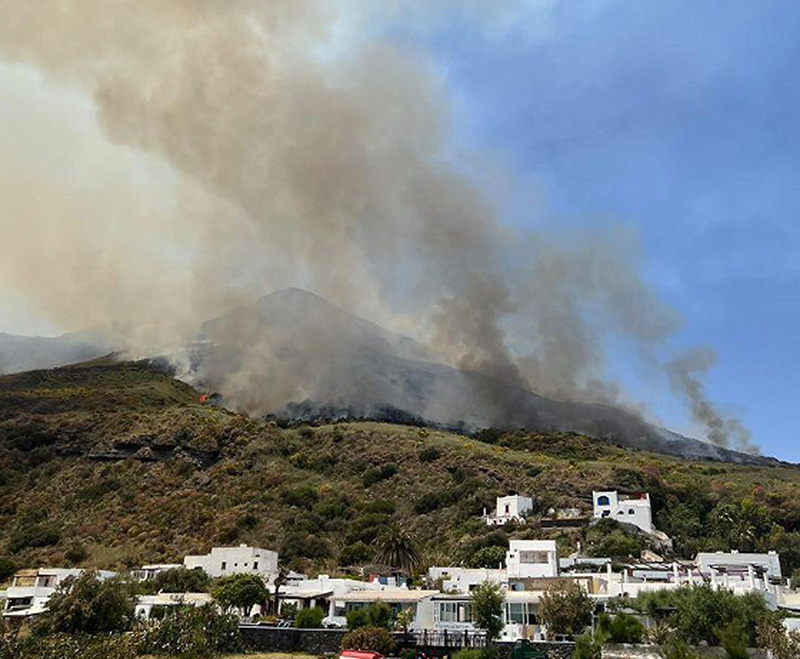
[239,625,575,658]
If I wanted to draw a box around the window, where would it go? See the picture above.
[617,510,624,515]
[519,551,549,564]
[253,562,259,570]
[437,602,472,623]
[628,509,635,515]
[221,562,227,571]
[597,496,610,506]
[506,603,537,625]
[505,504,510,514]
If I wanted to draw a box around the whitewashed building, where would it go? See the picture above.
[135,592,214,620]
[183,544,278,579]
[485,495,533,526]
[506,540,559,579]
[593,491,654,533]
[132,563,183,581]
[2,568,115,618]
[428,567,506,593]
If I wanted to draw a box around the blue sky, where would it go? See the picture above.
[393,1,800,459]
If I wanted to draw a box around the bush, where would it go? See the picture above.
[573,634,601,659]
[630,585,766,646]
[295,606,326,628]
[140,603,241,657]
[362,463,398,487]
[715,620,750,659]
[22,633,138,659]
[596,612,645,644]
[418,447,442,463]
[7,523,59,554]
[346,602,393,630]
[341,626,395,655]
[281,485,319,509]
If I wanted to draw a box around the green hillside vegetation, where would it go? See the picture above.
[2,359,800,580]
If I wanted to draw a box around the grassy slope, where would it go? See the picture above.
[1,359,800,577]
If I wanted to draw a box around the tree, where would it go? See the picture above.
[374,524,421,574]
[757,612,800,659]
[709,500,772,553]
[538,580,593,639]
[271,562,289,615]
[212,573,268,617]
[43,571,136,634]
[469,546,506,568]
[151,567,210,593]
[470,580,505,643]
[0,558,14,585]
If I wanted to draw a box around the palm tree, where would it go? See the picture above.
[373,524,421,575]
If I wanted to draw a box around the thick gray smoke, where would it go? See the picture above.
[0,1,755,452]
[667,347,756,453]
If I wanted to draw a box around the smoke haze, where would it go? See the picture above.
[0,1,755,452]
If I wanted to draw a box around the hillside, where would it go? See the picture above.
[1,358,800,582]
[1,288,766,464]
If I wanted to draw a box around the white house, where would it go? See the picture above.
[593,491,654,533]
[276,574,386,625]
[135,592,214,620]
[2,568,115,618]
[132,563,183,581]
[485,495,533,526]
[183,544,278,579]
[427,567,506,593]
[505,540,559,579]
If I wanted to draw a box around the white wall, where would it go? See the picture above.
[506,540,558,579]
[184,545,278,579]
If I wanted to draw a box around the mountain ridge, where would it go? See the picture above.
[0,288,768,465]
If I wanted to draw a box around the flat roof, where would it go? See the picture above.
[336,589,439,603]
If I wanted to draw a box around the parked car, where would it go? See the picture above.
[340,651,384,659]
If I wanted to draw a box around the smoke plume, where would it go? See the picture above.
[0,1,754,452]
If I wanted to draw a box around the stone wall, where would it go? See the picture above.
[239,626,575,658]
[602,644,768,658]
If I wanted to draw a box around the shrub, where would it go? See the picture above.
[7,523,59,554]
[140,603,241,657]
[346,602,393,630]
[281,485,319,509]
[22,633,138,659]
[715,620,750,659]
[282,532,330,561]
[362,463,398,487]
[418,447,442,463]
[295,606,326,628]
[341,626,395,655]
[596,612,645,644]
[573,634,601,659]
[630,585,766,646]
